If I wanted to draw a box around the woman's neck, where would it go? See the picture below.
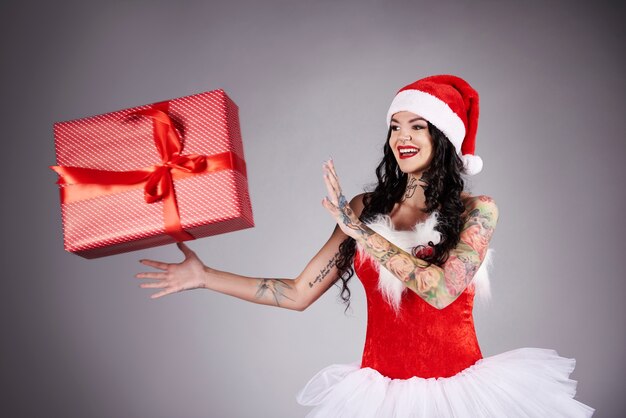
[399,173,427,210]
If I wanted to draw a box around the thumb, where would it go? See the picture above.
[177,242,195,258]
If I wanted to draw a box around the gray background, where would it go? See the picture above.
[1,0,624,416]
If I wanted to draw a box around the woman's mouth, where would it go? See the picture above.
[397,145,420,159]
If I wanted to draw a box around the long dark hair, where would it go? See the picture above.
[334,121,466,312]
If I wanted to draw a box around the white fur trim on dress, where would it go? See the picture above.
[386,90,465,152]
[355,212,493,311]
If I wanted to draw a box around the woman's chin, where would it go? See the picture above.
[397,163,427,176]
[395,156,432,175]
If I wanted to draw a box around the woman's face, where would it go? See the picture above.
[389,111,434,175]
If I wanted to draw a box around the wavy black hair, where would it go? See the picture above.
[334,121,467,312]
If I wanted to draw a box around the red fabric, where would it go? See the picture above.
[355,250,483,379]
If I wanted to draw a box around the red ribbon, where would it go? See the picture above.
[50,107,246,242]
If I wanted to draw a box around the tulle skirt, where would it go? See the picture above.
[296,347,594,417]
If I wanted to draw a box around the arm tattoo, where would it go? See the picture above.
[309,251,340,288]
[357,196,498,309]
[356,226,444,306]
[334,190,364,233]
[339,203,363,232]
[255,279,295,307]
[338,194,349,209]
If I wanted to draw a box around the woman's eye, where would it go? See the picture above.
[390,125,400,131]
[413,125,425,130]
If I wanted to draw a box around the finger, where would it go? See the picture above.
[322,196,336,210]
[323,164,341,198]
[135,272,167,280]
[323,173,348,212]
[325,166,344,200]
[326,161,340,184]
[322,166,339,205]
[323,173,339,205]
[177,242,195,258]
[322,197,340,218]
[139,259,169,270]
[140,281,169,289]
[324,163,348,209]
[327,159,341,189]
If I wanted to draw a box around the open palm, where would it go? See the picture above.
[136,242,207,299]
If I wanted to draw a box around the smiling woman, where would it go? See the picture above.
[135,75,595,417]
[390,113,434,172]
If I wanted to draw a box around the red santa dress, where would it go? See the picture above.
[296,212,595,417]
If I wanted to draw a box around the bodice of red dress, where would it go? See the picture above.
[354,249,483,379]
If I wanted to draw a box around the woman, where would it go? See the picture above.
[135,75,595,417]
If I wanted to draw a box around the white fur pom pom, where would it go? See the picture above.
[461,154,483,175]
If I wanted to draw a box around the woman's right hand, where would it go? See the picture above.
[135,242,211,299]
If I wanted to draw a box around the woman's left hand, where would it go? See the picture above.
[321,159,364,240]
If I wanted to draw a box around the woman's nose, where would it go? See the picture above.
[399,131,412,141]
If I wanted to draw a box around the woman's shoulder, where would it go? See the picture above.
[461,193,498,212]
[349,192,368,217]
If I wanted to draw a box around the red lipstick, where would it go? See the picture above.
[397,145,420,159]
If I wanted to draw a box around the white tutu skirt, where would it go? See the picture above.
[296,348,594,417]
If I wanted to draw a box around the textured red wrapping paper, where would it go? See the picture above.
[50,89,254,259]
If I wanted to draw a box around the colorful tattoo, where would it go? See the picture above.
[356,196,498,309]
[255,279,296,307]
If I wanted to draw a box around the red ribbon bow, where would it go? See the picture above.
[50,107,246,242]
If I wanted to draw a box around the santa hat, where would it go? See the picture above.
[386,75,483,175]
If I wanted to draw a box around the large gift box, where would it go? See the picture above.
[50,89,254,259]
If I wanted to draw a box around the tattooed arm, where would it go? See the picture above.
[203,232,342,311]
[137,192,365,310]
[321,160,498,309]
[354,196,499,309]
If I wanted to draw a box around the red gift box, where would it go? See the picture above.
[50,89,254,259]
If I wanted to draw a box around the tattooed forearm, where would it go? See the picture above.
[255,279,296,307]
[356,229,450,307]
[441,249,480,298]
[309,251,340,288]
[357,229,457,308]
[357,225,429,268]
[356,197,499,309]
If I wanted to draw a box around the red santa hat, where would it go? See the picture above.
[386,74,483,175]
